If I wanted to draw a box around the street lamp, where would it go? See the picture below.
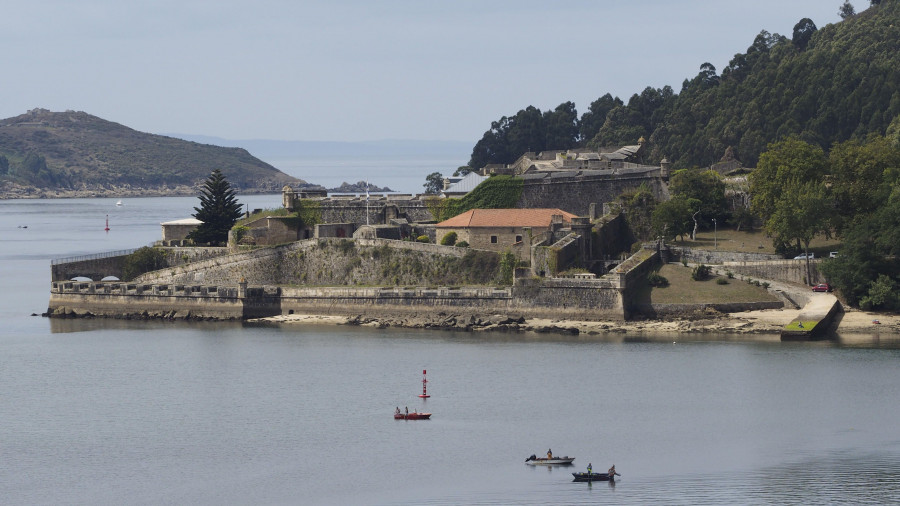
[713,218,717,249]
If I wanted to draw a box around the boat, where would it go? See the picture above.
[116,200,123,206]
[525,454,575,465]
[571,472,615,482]
[394,411,431,420]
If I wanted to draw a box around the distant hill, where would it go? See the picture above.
[0,109,304,198]
[468,1,900,169]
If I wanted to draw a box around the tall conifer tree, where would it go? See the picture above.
[188,169,243,245]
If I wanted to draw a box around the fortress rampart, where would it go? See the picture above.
[283,170,669,225]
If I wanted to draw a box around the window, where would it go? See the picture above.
[515,235,523,243]
[490,235,498,244]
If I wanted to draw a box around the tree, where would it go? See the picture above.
[423,172,444,195]
[187,169,243,246]
[792,18,817,50]
[766,178,833,283]
[452,166,475,177]
[669,169,728,226]
[828,136,900,233]
[651,196,694,241]
[839,1,856,19]
[543,101,579,149]
[578,93,623,144]
[750,137,827,224]
[617,184,658,241]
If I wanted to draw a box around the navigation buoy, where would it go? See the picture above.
[418,369,430,398]
[104,214,110,232]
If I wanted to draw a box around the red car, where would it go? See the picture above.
[812,283,833,292]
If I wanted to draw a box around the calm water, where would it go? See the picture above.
[2,196,900,505]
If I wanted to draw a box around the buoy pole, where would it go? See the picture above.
[105,214,110,232]
[418,369,430,398]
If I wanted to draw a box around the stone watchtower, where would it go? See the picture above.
[660,158,671,180]
[282,185,296,211]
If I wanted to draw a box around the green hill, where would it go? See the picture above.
[0,109,304,197]
[469,1,900,169]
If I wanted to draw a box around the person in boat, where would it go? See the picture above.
[608,465,620,477]
[547,449,552,459]
[405,406,408,416]
[587,463,592,475]
[395,407,400,415]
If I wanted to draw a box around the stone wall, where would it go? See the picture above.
[48,281,247,319]
[49,278,628,322]
[132,238,498,288]
[517,171,668,216]
[592,213,634,261]
[511,277,624,320]
[51,246,229,282]
[671,247,782,265]
[721,259,825,286]
[308,197,434,226]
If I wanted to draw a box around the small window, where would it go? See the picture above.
[515,235,523,243]
[490,235,498,244]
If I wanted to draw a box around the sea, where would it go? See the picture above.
[3,166,900,504]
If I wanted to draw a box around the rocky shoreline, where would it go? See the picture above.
[44,305,900,339]
[253,307,900,339]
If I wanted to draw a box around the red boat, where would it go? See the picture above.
[394,410,431,420]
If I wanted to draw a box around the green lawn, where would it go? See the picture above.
[668,228,841,257]
[634,263,780,305]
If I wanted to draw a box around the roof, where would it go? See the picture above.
[161,218,202,226]
[442,172,488,195]
[435,208,578,229]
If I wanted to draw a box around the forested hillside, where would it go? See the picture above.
[0,109,302,196]
[468,0,900,170]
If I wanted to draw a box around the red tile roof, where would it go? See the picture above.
[435,208,578,228]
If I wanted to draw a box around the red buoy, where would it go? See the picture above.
[418,369,430,398]
[104,214,110,232]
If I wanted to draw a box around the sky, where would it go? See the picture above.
[2,0,844,144]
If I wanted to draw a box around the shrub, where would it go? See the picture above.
[716,278,728,285]
[647,271,669,287]
[440,231,458,246]
[456,240,469,248]
[336,239,355,254]
[498,250,517,285]
[232,225,249,243]
[691,264,711,281]
[726,270,734,279]
[122,247,168,281]
[416,235,430,243]
[681,257,688,267]
[761,282,770,289]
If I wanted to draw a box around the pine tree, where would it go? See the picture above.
[187,169,243,245]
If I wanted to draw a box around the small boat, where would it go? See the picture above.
[394,411,431,420]
[525,454,575,465]
[572,472,615,482]
[116,200,123,206]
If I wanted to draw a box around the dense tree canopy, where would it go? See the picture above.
[467,1,900,170]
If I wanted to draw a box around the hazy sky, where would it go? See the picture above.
[2,0,842,143]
